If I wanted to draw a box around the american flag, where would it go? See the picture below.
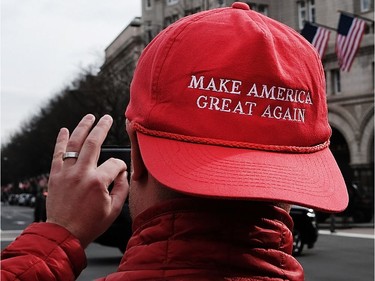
[301,22,331,59]
[336,13,366,72]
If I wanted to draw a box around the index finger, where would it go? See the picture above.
[77,115,113,167]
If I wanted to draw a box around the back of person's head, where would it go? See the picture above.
[125,2,348,213]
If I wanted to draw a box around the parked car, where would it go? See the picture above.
[8,194,20,205]
[316,183,374,223]
[348,183,374,223]
[18,193,34,206]
[290,205,318,256]
[29,195,36,207]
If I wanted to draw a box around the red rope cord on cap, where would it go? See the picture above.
[131,122,329,154]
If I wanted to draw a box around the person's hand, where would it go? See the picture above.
[46,114,129,248]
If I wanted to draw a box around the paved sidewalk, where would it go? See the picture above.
[317,215,374,239]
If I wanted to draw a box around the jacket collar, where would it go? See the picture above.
[120,198,304,280]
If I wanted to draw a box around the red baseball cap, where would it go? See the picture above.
[126,2,348,212]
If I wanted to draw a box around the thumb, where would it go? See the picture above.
[110,171,129,215]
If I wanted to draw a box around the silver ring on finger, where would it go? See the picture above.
[62,152,80,161]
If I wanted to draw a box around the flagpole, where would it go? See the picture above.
[304,21,337,31]
[337,10,375,24]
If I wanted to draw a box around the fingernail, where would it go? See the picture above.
[102,115,113,122]
[85,114,95,121]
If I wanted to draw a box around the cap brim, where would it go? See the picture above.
[137,132,348,212]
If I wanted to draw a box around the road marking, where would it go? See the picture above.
[14,221,27,225]
[1,230,23,242]
[319,230,374,239]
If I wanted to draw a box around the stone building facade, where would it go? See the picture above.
[102,0,374,198]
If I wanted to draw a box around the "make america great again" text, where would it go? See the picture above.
[187,75,313,122]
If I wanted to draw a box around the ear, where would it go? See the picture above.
[126,120,147,181]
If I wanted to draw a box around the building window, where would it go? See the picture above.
[145,0,153,10]
[145,21,153,43]
[298,0,316,29]
[331,69,341,94]
[164,14,179,27]
[258,4,269,16]
[372,62,374,90]
[308,0,316,22]
[185,7,201,16]
[247,3,269,16]
[166,0,179,5]
[298,1,306,29]
[324,71,327,94]
[361,0,371,12]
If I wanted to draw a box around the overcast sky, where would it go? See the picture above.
[1,1,141,143]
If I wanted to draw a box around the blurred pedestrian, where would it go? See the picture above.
[34,187,47,222]
[1,3,348,281]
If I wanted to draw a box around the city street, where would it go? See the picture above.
[1,204,374,281]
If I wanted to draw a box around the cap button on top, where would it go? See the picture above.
[231,2,250,10]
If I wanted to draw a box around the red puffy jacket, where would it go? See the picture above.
[2,199,304,281]
[1,223,86,281]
